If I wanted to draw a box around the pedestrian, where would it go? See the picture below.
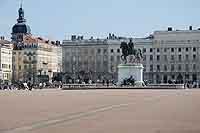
[43,82,46,88]
[23,82,29,90]
[27,82,31,90]
[102,80,105,86]
[89,79,92,84]
[39,82,43,89]
[106,80,109,87]
[28,82,33,91]
[59,81,62,88]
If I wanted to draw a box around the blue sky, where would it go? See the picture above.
[0,0,199,40]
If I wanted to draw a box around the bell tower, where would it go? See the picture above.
[11,1,31,44]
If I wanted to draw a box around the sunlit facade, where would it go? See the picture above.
[0,37,12,84]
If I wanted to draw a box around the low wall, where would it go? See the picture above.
[147,84,185,89]
[62,84,185,90]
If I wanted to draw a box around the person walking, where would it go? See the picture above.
[102,80,105,86]
[39,82,43,89]
[23,82,29,90]
[27,82,31,91]
[106,80,109,87]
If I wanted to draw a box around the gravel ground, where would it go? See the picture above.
[0,89,200,133]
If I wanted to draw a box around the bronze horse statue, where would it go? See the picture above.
[120,40,143,63]
[120,41,129,63]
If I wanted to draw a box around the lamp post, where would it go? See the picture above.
[72,66,75,83]
[72,56,76,83]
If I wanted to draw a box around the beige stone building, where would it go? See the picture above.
[144,27,200,84]
[62,36,109,82]
[62,28,200,84]
[105,28,200,84]
[62,34,129,83]
[11,5,62,84]
[0,37,13,84]
[12,36,62,83]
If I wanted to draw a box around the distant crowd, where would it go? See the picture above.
[1,79,199,90]
[0,81,63,91]
[66,78,116,87]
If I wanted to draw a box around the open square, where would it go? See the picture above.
[1,89,200,133]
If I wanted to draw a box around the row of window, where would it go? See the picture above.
[110,49,120,53]
[13,56,37,62]
[13,64,34,70]
[155,40,200,44]
[97,49,121,54]
[68,54,198,64]
[1,51,12,55]
[2,64,11,69]
[24,51,36,55]
[13,51,36,55]
[144,54,197,61]
[145,64,197,72]
[70,48,121,55]
[143,47,197,53]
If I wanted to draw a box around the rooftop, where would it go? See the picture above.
[23,35,61,46]
[0,36,11,45]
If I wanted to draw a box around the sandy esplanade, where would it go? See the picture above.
[0,89,200,133]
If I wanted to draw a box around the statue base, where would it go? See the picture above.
[117,63,144,87]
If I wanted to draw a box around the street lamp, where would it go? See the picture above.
[72,56,76,83]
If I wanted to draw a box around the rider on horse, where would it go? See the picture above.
[120,39,143,64]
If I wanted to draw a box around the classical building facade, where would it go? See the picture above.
[62,34,130,83]
[144,27,200,84]
[62,36,109,82]
[0,37,13,84]
[11,5,62,83]
[62,28,200,84]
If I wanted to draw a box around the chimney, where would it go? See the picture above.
[109,33,112,39]
[56,40,60,45]
[112,34,115,38]
[71,35,76,41]
[0,36,5,40]
[168,27,173,31]
[189,26,193,30]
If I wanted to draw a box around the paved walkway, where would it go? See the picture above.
[0,89,200,133]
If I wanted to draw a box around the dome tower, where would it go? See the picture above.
[11,2,31,43]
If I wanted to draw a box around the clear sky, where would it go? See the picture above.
[0,0,199,41]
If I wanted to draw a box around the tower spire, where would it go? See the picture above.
[17,0,26,23]
[20,0,23,8]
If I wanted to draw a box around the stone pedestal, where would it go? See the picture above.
[117,63,144,87]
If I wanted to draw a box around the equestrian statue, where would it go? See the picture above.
[120,39,143,64]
